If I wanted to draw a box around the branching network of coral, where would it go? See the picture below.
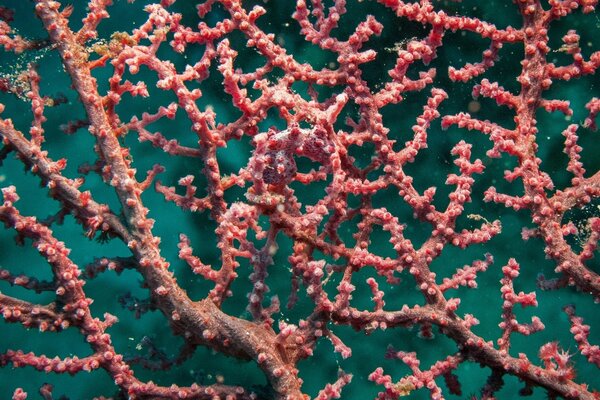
[0,0,599,399]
